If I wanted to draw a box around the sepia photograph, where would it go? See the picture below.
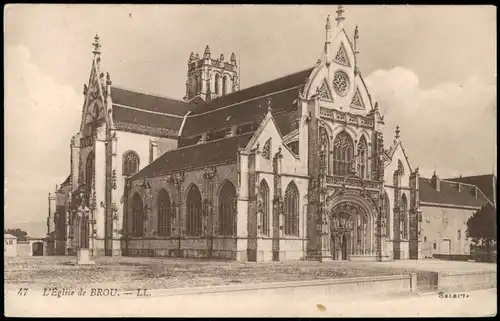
[4,4,497,317]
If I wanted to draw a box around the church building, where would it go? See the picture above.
[46,6,494,262]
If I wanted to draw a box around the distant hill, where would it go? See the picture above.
[5,221,47,239]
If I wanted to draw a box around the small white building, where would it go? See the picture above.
[4,234,18,257]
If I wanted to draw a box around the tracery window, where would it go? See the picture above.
[123,151,140,177]
[215,73,220,96]
[222,75,228,95]
[131,193,144,237]
[319,127,330,175]
[333,132,354,176]
[218,181,236,236]
[157,189,172,237]
[186,184,202,236]
[401,194,408,240]
[284,182,299,236]
[85,152,94,203]
[357,136,368,179]
[384,192,391,237]
[332,71,350,97]
[259,180,270,236]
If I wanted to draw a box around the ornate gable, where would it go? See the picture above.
[316,79,333,101]
[334,42,351,67]
[350,87,365,110]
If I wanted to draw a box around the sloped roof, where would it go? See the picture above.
[182,86,302,137]
[60,175,71,188]
[4,234,17,239]
[132,133,254,180]
[446,174,497,205]
[419,177,489,208]
[112,105,183,138]
[190,67,313,115]
[110,86,191,116]
[181,67,312,138]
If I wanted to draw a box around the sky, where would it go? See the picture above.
[4,5,497,232]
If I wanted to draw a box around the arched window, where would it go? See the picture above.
[157,189,172,237]
[333,132,354,176]
[218,181,236,236]
[215,73,220,96]
[357,136,368,179]
[319,127,330,175]
[259,180,270,236]
[131,193,144,237]
[194,75,199,95]
[401,194,408,240]
[186,185,202,236]
[384,192,391,237]
[222,75,228,95]
[284,182,299,236]
[123,151,140,177]
[85,152,94,203]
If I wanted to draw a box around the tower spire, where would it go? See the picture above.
[394,125,401,143]
[324,15,332,66]
[353,25,360,75]
[92,34,101,56]
[335,5,345,26]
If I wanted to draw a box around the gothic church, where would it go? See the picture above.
[47,7,493,262]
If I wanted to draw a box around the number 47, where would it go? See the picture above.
[17,288,28,296]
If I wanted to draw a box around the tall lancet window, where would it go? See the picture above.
[222,75,228,95]
[131,193,144,237]
[333,132,354,176]
[401,194,408,240]
[284,181,299,236]
[157,189,172,237]
[218,181,237,236]
[85,152,94,203]
[357,136,368,179]
[215,73,220,96]
[259,180,270,236]
[186,184,202,236]
[319,127,330,175]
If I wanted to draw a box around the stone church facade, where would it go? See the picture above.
[46,7,494,261]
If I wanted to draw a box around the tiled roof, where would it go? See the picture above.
[110,86,191,116]
[132,133,254,180]
[182,86,302,137]
[446,174,497,205]
[190,67,314,115]
[112,105,182,137]
[418,177,489,208]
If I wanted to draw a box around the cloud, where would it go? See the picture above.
[365,67,497,179]
[5,45,82,226]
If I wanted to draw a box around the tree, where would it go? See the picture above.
[466,203,497,258]
[4,228,29,241]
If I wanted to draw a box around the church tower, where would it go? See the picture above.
[183,45,239,102]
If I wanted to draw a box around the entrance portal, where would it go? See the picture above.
[328,200,375,260]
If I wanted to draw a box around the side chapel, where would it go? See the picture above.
[47,7,429,261]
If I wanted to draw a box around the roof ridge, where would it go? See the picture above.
[111,85,191,104]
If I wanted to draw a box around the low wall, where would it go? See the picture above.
[433,253,497,263]
[147,274,413,299]
[438,271,497,291]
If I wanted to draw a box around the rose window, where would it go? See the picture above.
[332,71,350,97]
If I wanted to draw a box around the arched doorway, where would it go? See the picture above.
[328,200,374,260]
[32,242,44,256]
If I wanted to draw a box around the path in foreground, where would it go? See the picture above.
[5,287,497,317]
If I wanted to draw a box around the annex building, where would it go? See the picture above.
[46,7,495,262]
